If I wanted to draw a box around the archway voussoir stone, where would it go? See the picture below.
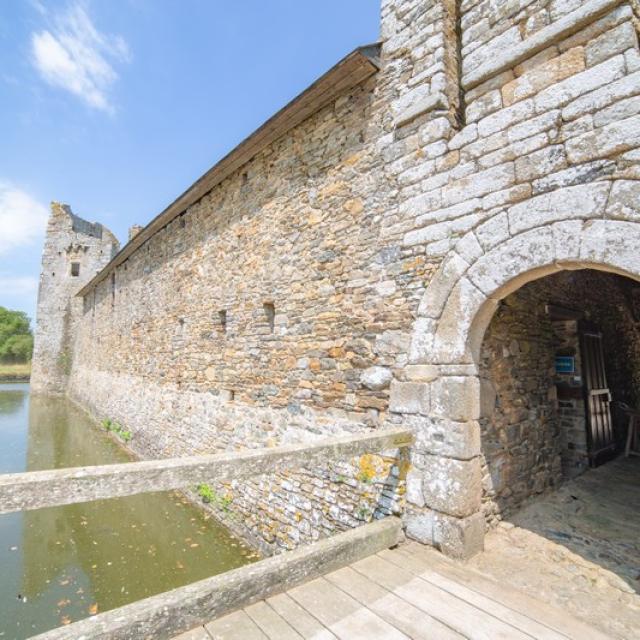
[606,180,640,221]
[432,277,488,365]
[551,219,584,261]
[467,227,556,297]
[417,251,470,319]
[579,219,608,264]
[507,182,610,236]
[408,317,437,364]
[602,220,640,277]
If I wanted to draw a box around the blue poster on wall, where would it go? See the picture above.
[555,356,575,374]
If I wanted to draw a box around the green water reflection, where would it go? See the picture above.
[0,384,257,639]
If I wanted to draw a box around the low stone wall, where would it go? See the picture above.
[68,368,408,553]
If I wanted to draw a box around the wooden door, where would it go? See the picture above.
[579,324,616,465]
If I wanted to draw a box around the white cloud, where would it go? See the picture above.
[0,184,49,255]
[31,2,130,113]
[0,276,39,297]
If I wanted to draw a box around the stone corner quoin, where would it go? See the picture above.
[31,0,640,559]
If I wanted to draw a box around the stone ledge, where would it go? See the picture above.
[462,0,625,90]
[395,91,449,128]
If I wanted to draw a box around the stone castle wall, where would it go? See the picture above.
[34,0,640,558]
[31,204,119,395]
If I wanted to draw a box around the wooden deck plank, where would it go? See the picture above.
[379,548,567,640]
[266,593,338,640]
[351,554,532,640]
[393,544,613,640]
[287,576,409,640]
[244,601,303,640]
[205,610,267,639]
[325,565,464,640]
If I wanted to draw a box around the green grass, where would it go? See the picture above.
[0,362,31,381]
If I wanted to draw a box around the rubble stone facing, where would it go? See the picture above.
[33,0,640,558]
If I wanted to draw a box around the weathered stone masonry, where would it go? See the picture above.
[33,0,640,558]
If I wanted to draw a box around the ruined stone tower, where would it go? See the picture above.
[31,203,119,395]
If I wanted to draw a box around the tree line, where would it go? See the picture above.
[0,306,34,363]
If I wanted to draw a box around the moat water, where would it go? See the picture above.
[0,383,257,639]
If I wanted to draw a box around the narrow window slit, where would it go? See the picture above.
[263,302,275,333]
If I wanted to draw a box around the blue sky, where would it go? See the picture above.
[0,0,379,322]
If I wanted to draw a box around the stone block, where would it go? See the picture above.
[502,47,585,107]
[507,110,561,143]
[534,54,625,113]
[389,381,430,415]
[409,415,481,460]
[562,69,640,122]
[404,510,434,545]
[508,182,609,235]
[532,160,615,195]
[408,317,436,365]
[566,114,640,164]
[477,99,534,137]
[431,376,481,422]
[466,89,502,124]
[433,511,485,559]
[594,95,640,128]
[515,144,567,183]
[585,20,638,67]
[422,454,482,517]
[361,366,393,391]
[607,180,640,221]
[449,124,478,150]
[442,162,515,207]
[403,365,439,382]
[405,469,425,508]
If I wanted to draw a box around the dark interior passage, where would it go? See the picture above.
[479,269,640,525]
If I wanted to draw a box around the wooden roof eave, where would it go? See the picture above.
[77,43,382,298]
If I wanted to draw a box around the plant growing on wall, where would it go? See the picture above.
[196,483,233,511]
[102,418,133,442]
[197,483,214,503]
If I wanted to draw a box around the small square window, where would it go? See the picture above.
[71,262,80,277]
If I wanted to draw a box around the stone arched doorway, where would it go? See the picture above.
[479,268,640,524]
[395,186,640,559]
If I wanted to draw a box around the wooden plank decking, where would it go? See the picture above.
[175,542,612,640]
